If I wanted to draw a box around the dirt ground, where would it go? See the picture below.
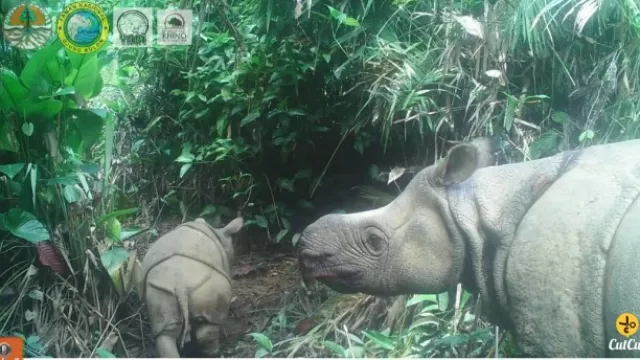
[219,251,300,357]
[127,220,302,358]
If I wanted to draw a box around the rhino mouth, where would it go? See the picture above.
[298,249,362,288]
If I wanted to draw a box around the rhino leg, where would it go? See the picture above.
[604,195,640,357]
[145,269,183,357]
[156,334,181,358]
[146,283,184,357]
[189,270,232,356]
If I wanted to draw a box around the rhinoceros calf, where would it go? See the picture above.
[298,138,640,357]
[136,217,243,358]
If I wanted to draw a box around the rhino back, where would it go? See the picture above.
[142,221,231,282]
[604,193,640,357]
[503,140,640,356]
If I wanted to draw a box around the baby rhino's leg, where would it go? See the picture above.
[146,282,183,358]
[190,271,232,356]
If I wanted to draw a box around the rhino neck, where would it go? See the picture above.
[446,150,579,326]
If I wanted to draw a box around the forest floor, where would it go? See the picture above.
[124,219,303,358]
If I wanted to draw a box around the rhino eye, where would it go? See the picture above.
[364,228,385,254]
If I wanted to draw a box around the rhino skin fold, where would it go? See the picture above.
[136,217,243,358]
[298,137,640,357]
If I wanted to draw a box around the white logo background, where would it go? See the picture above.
[112,7,153,47]
[157,9,192,45]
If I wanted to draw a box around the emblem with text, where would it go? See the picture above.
[157,9,192,45]
[609,312,640,352]
[113,7,153,47]
[56,1,109,53]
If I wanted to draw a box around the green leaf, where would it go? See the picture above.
[119,227,148,241]
[25,98,63,118]
[276,228,288,243]
[353,139,364,154]
[529,131,559,160]
[66,109,106,151]
[20,40,64,89]
[362,330,395,350]
[47,175,79,185]
[322,341,347,357]
[249,333,273,352]
[254,347,269,358]
[0,208,50,243]
[0,68,30,112]
[107,218,122,243]
[406,294,438,307]
[504,94,518,131]
[99,246,129,292]
[294,169,312,180]
[438,291,449,310]
[254,215,268,228]
[343,17,360,27]
[551,111,570,125]
[64,53,99,99]
[179,163,193,178]
[579,129,595,142]
[63,184,84,203]
[278,178,295,192]
[175,154,194,163]
[95,348,116,358]
[22,122,34,136]
[286,109,306,116]
[240,111,260,128]
[434,334,469,347]
[291,232,302,246]
[199,205,217,216]
[96,208,140,225]
[216,116,228,137]
[0,163,26,179]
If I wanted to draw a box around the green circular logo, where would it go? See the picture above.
[56,1,109,54]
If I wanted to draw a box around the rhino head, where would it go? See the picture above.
[297,137,498,296]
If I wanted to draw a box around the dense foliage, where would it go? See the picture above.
[1,0,639,357]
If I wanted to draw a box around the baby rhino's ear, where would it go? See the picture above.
[222,217,244,237]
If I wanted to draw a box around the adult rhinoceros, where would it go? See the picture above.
[298,137,640,357]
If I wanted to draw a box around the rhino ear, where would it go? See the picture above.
[434,143,480,186]
[222,217,244,237]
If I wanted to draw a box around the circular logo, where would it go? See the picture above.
[0,342,11,356]
[56,1,109,54]
[616,313,639,338]
[2,2,52,50]
[164,13,184,28]
[116,10,149,46]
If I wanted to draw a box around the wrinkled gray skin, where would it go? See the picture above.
[135,217,243,358]
[298,138,640,357]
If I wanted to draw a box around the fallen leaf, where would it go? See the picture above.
[35,241,66,274]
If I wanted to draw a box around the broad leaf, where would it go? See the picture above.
[20,40,64,89]
[100,246,130,293]
[0,163,25,179]
[0,208,50,243]
[66,109,106,151]
[0,69,30,111]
